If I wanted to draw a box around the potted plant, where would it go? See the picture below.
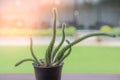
[15,8,117,80]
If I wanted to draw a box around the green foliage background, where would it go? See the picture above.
[0,45,120,74]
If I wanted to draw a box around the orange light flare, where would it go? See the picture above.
[0,0,62,36]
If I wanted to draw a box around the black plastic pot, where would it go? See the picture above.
[33,63,64,80]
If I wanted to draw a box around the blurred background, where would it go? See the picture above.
[0,0,120,74]
[0,0,120,45]
[0,0,120,30]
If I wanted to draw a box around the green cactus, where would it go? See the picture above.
[53,40,72,66]
[52,24,66,62]
[15,58,35,66]
[15,8,117,67]
[45,8,57,66]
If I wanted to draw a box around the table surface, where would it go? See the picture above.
[0,74,120,80]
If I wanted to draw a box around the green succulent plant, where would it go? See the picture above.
[15,8,117,67]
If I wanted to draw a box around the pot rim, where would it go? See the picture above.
[32,62,64,69]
